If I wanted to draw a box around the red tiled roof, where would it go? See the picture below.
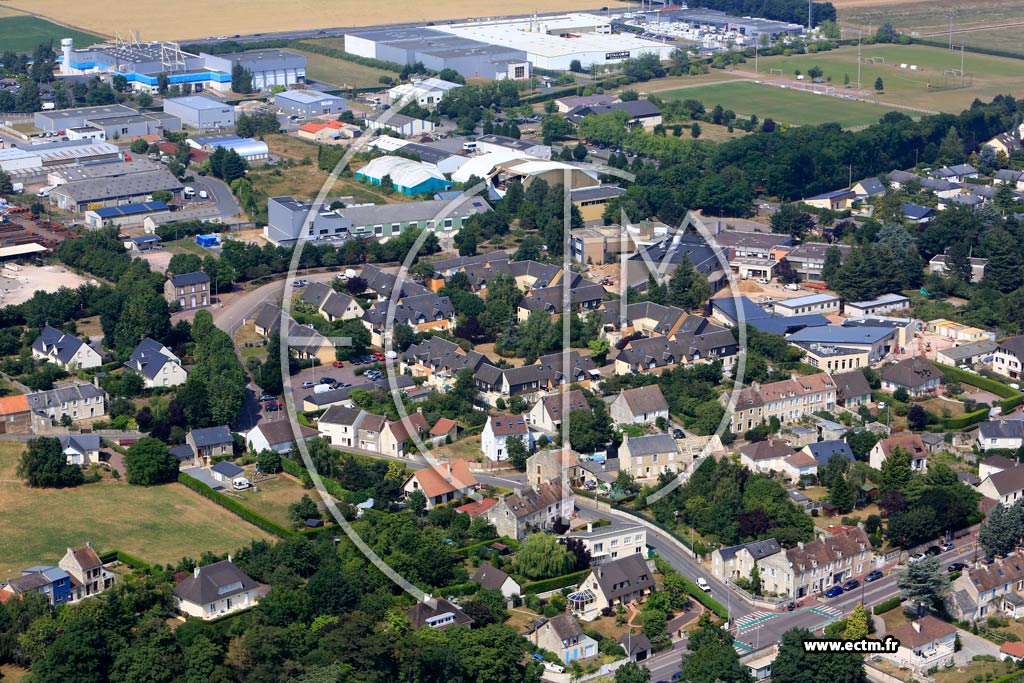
[430,417,458,436]
[0,394,29,415]
[411,460,478,499]
[1002,642,1024,658]
[456,497,497,517]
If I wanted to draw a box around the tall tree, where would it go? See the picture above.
[18,437,85,488]
[515,533,573,580]
[878,446,914,495]
[979,500,1024,559]
[897,555,950,615]
[770,627,867,683]
[125,437,179,486]
[667,259,711,311]
[680,613,752,683]
[770,203,815,240]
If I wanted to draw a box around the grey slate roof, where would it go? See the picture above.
[979,420,1024,441]
[211,460,244,477]
[406,597,473,629]
[363,293,453,328]
[53,169,182,203]
[833,369,871,401]
[300,281,334,307]
[471,563,514,591]
[124,337,179,380]
[169,271,210,287]
[26,383,106,413]
[252,303,282,333]
[319,291,357,319]
[190,425,233,448]
[719,538,782,562]
[854,177,885,196]
[58,434,101,455]
[805,439,855,468]
[170,444,195,462]
[546,613,585,640]
[624,433,677,457]
[880,357,941,389]
[618,385,669,415]
[32,325,90,365]
[172,560,261,606]
[592,554,655,603]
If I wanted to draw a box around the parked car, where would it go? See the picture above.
[864,569,884,583]
[372,352,386,361]
[672,428,685,439]
[292,279,309,287]
[695,577,711,592]
[319,377,336,385]
[824,584,844,598]
[842,578,860,591]
[908,553,927,564]
[258,394,276,402]
[332,360,345,367]
[264,402,281,412]
[941,541,955,552]
[925,545,942,557]
[302,381,315,388]
[947,562,968,573]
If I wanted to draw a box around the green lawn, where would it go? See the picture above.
[232,471,311,527]
[290,47,395,89]
[746,43,1024,113]
[0,443,272,578]
[659,81,897,128]
[0,15,101,52]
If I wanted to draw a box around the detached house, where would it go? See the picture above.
[610,385,670,426]
[488,480,574,540]
[978,421,1024,452]
[406,597,474,630]
[833,369,872,407]
[481,414,532,462]
[568,554,655,621]
[164,271,211,310]
[869,434,929,473]
[244,420,317,455]
[31,325,102,370]
[528,614,598,665]
[2,566,73,606]
[530,390,588,433]
[124,337,187,388]
[993,337,1024,380]
[403,460,478,509]
[880,358,941,397]
[381,412,431,458]
[881,615,957,675]
[173,560,266,620]
[0,394,31,434]
[58,434,101,465]
[185,425,234,467]
[471,563,521,600]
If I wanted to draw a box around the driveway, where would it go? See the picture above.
[953,629,1000,665]
[182,467,225,491]
[187,176,240,219]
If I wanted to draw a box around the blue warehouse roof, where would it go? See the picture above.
[90,201,168,218]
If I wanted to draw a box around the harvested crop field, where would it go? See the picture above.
[0,0,611,41]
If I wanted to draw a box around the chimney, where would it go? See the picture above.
[911,620,921,633]
[423,593,437,609]
[193,566,200,579]
[587,522,593,533]
[514,487,523,497]
[797,542,804,550]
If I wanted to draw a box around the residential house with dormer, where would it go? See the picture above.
[526,448,583,487]
[31,325,102,370]
[711,538,789,595]
[173,560,267,620]
[481,414,532,462]
[185,425,234,467]
[528,614,598,665]
[124,337,187,388]
[401,336,495,392]
[403,460,478,509]
[488,480,573,540]
[530,390,588,433]
[619,433,680,482]
[26,382,108,429]
[993,337,1024,381]
[786,527,874,598]
[978,464,1024,507]
[568,554,655,621]
[724,374,837,435]
[880,358,942,397]
[880,615,957,675]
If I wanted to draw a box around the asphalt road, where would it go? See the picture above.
[187,176,241,219]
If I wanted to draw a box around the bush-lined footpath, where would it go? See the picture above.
[178,472,295,538]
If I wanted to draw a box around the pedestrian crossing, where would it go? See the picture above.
[809,605,843,619]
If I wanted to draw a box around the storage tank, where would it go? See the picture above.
[61,38,73,75]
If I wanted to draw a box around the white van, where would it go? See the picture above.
[198,189,209,199]
[183,186,196,199]
[313,383,334,394]
[696,577,711,592]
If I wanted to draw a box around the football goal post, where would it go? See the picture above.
[769,68,783,76]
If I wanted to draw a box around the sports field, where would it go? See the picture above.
[0,0,608,41]
[659,81,897,128]
[748,43,1024,113]
[0,14,101,52]
[0,442,272,578]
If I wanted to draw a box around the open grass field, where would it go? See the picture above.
[289,48,395,89]
[0,13,101,52]
[0,0,606,41]
[658,80,897,128]
[0,442,272,580]
[745,43,1024,114]
[837,0,1024,36]
[233,471,310,527]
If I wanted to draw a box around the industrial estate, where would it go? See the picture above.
[0,1,1024,682]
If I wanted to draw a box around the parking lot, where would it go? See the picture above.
[266,354,394,409]
[0,264,91,307]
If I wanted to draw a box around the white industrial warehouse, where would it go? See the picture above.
[433,14,675,70]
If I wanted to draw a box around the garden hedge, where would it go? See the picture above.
[178,472,295,538]
[457,536,520,554]
[873,596,902,615]
[679,575,729,619]
[98,550,152,571]
[942,407,992,430]
[523,569,590,595]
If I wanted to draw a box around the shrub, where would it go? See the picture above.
[873,596,902,615]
